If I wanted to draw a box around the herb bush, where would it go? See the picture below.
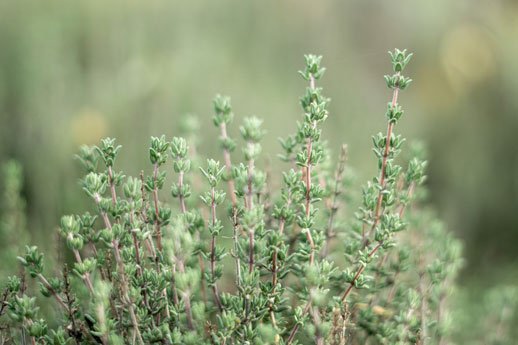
[0,49,468,345]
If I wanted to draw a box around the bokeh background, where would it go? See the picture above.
[0,0,517,340]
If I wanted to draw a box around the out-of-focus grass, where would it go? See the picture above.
[0,0,517,323]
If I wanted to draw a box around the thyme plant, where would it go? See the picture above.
[0,49,489,344]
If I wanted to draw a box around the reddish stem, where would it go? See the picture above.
[342,179,416,303]
[364,73,401,245]
[285,297,313,345]
[38,274,69,312]
[341,242,383,302]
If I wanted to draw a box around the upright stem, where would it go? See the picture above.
[323,145,347,257]
[108,165,150,335]
[112,240,144,345]
[198,232,208,307]
[270,190,292,327]
[24,319,37,345]
[247,157,254,210]
[272,190,292,288]
[175,173,195,328]
[364,72,400,246]
[341,242,383,302]
[221,122,237,206]
[286,74,319,344]
[178,170,187,213]
[247,157,255,274]
[305,75,317,265]
[342,179,415,303]
[88,238,106,281]
[398,182,415,218]
[232,210,241,289]
[210,186,223,312]
[131,225,149,310]
[97,201,144,345]
[129,212,143,277]
[305,125,316,265]
[248,231,255,275]
[153,162,163,252]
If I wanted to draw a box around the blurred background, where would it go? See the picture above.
[0,0,517,340]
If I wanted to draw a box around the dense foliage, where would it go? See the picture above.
[0,50,512,345]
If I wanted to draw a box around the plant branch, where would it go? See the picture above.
[210,186,223,312]
[364,72,400,246]
[152,162,163,252]
[221,122,237,206]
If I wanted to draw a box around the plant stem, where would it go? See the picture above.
[286,73,320,344]
[247,157,255,274]
[232,210,241,289]
[174,175,195,329]
[342,179,415,303]
[24,319,37,345]
[220,122,237,206]
[305,74,318,266]
[269,188,293,328]
[112,240,144,345]
[341,241,383,302]
[152,162,163,252]
[323,144,347,257]
[304,123,317,265]
[285,296,313,345]
[210,186,223,312]
[38,274,69,312]
[88,238,106,281]
[364,72,401,246]
[70,244,95,295]
[398,182,415,218]
[107,166,117,207]
[178,170,187,213]
[272,189,291,287]
[97,201,144,345]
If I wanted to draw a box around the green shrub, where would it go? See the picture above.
[0,49,492,344]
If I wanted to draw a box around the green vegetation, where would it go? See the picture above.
[0,50,515,344]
